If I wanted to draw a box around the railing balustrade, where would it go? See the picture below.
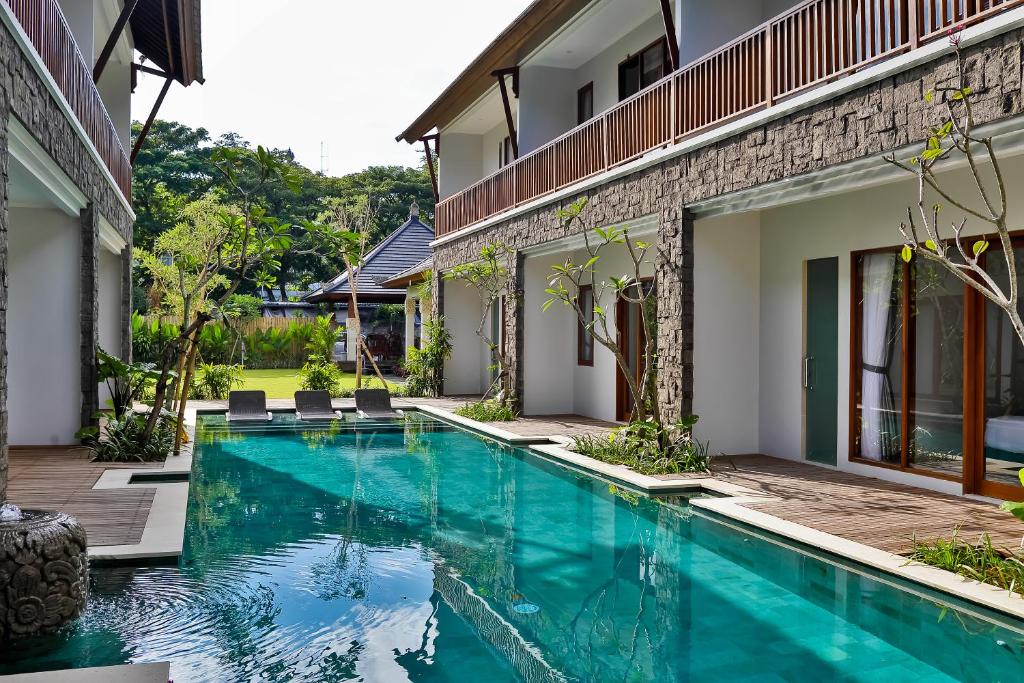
[4,0,132,201]
[431,0,1024,237]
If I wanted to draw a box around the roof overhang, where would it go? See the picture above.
[132,0,204,86]
[305,291,407,305]
[395,0,592,143]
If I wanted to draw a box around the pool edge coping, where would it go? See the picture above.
[412,403,1024,622]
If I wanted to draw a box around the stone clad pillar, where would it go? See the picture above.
[345,296,359,362]
[0,109,8,503]
[120,240,132,361]
[80,203,99,432]
[507,251,525,408]
[656,207,694,425]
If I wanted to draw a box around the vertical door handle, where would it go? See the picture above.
[803,356,814,390]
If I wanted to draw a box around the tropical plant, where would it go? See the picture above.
[546,198,660,426]
[198,324,232,365]
[403,317,452,397]
[195,364,245,400]
[93,348,164,420]
[573,416,710,476]
[445,243,516,405]
[886,28,1023,349]
[1000,470,1024,523]
[221,293,263,322]
[131,312,179,364]
[306,315,341,362]
[454,400,518,422]
[909,527,1024,597]
[88,409,177,463]
[299,358,343,396]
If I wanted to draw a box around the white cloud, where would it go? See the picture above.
[132,0,531,175]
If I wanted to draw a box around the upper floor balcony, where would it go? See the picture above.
[414,0,1024,238]
[2,0,203,204]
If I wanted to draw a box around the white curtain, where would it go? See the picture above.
[860,253,901,461]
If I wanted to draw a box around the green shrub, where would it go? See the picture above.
[88,410,176,463]
[305,315,341,362]
[454,400,518,422]
[909,528,1024,598]
[222,293,263,322]
[299,358,342,396]
[198,324,233,365]
[195,363,244,400]
[404,318,452,398]
[131,312,179,364]
[573,416,710,476]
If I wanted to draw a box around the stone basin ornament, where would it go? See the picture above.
[0,506,88,639]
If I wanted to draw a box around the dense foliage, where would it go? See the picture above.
[131,120,435,299]
[573,416,710,476]
[194,364,245,400]
[454,400,518,423]
[299,359,343,396]
[88,410,177,463]
[403,318,452,398]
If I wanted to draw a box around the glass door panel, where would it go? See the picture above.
[982,246,1024,495]
[908,260,965,475]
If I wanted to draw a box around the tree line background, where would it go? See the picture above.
[131,119,435,309]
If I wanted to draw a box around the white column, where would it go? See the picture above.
[404,295,417,360]
[345,299,359,362]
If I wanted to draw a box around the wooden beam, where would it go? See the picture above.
[493,71,519,159]
[94,0,141,82]
[421,135,440,203]
[658,0,680,71]
[131,75,173,164]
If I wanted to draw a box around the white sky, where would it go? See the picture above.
[131,0,532,176]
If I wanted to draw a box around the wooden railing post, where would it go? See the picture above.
[907,0,920,49]
[765,25,775,108]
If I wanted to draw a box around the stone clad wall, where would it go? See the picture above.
[433,27,1024,420]
[0,19,134,461]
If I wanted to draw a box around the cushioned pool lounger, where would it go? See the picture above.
[354,388,404,419]
[295,391,343,421]
[227,390,272,421]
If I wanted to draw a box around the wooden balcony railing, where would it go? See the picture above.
[436,0,1024,237]
[4,0,132,201]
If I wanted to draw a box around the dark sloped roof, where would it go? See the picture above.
[132,0,204,86]
[381,256,432,289]
[305,215,434,304]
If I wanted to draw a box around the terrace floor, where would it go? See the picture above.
[6,403,1020,557]
[6,447,160,546]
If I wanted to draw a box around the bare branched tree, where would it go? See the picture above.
[884,30,1023,348]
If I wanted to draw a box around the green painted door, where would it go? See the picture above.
[805,258,839,465]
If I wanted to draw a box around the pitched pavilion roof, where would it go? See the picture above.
[305,207,434,304]
[381,256,432,289]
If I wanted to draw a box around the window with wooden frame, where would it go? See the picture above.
[577,82,594,125]
[577,285,594,366]
[498,136,513,168]
[618,38,668,101]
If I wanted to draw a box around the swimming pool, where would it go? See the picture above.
[2,413,1022,681]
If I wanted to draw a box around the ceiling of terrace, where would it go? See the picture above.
[527,0,659,70]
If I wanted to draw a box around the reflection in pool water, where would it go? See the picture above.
[1,414,1022,682]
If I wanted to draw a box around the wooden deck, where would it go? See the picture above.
[6,447,158,547]
[706,455,1024,555]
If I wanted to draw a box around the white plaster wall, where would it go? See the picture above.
[481,119,512,179]
[523,255,575,415]
[7,208,81,445]
[573,14,665,117]
[693,212,761,454]
[749,155,1024,494]
[57,0,95,63]
[442,279,486,395]
[679,0,802,63]
[97,248,122,409]
[96,58,132,152]
[518,65,576,156]
[438,133,483,199]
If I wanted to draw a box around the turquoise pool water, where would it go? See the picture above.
[2,414,1023,681]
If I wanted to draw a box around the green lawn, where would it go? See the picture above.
[239,368,398,399]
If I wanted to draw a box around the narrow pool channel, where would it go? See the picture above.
[2,413,1022,681]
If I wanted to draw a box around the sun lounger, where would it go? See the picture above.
[354,388,404,420]
[295,391,343,421]
[227,391,272,421]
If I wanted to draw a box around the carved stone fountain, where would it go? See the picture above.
[0,506,88,639]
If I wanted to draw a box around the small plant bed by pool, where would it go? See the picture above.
[910,528,1024,598]
[573,416,710,476]
[454,399,518,422]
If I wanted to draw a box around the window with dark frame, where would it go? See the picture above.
[577,82,594,125]
[618,39,668,101]
[578,285,594,366]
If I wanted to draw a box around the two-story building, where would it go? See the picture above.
[399,0,1024,501]
[0,0,202,495]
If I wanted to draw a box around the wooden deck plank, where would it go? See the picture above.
[6,448,159,547]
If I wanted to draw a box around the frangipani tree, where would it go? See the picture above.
[445,243,516,406]
[544,198,661,427]
[885,29,1023,349]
